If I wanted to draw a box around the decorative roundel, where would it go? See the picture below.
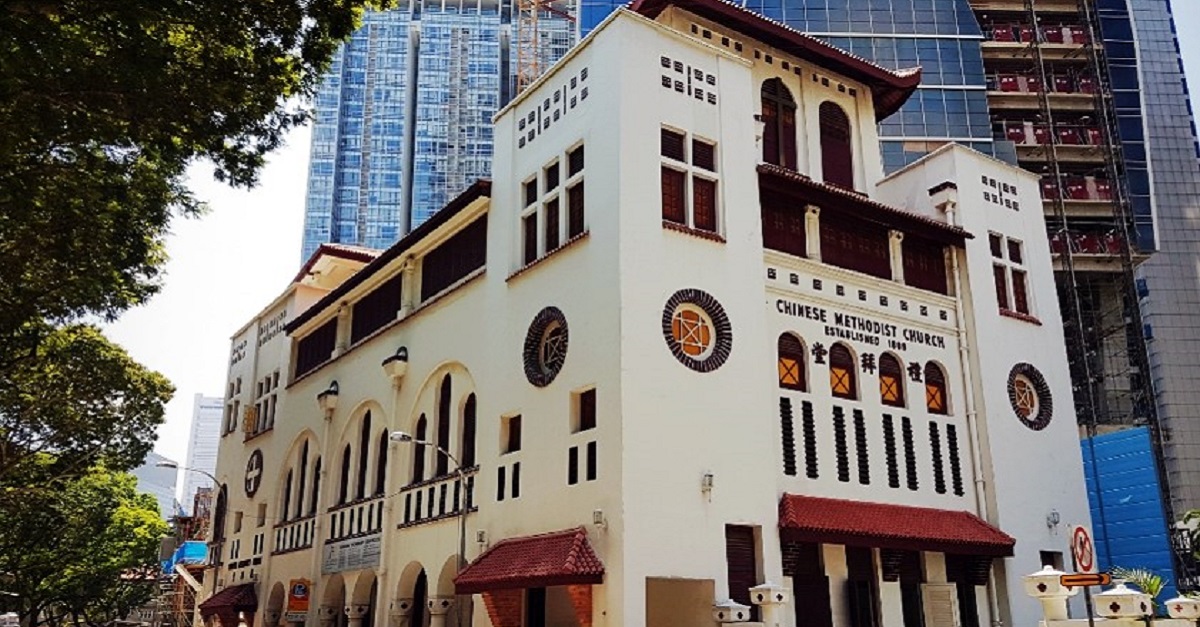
[1007,363,1053,431]
[661,288,733,372]
[523,306,569,387]
[245,449,264,496]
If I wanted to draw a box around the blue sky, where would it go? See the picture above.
[104,6,1200,470]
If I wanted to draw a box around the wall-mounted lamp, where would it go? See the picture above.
[381,346,409,385]
[753,114,766,144]
[476,530,487,545]
[1046,509,1061,529]
[593,509,607,529]
[701,472,715,493]
[317,380,339,418]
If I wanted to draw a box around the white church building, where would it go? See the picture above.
[199,1,1093,626]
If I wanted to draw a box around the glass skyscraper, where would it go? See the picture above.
[300,1,573,262]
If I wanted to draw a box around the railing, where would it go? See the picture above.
[998,122,1104,147]
[1040,176,1114,202]
[273,516,317,554]
[1050,231,1126,256]
[980,23,1090,45]
[327,496,384,543]
[987,73,1097,95]
[398,468,479,529]
[207,540,224,567]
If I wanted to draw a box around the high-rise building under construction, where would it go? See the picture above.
[299,0,574,262]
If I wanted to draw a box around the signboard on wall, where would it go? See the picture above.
[286,578,311,622]
[322,534,382,574]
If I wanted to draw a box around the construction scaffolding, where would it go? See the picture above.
[514,0,576,93]
[970,0,1190,587]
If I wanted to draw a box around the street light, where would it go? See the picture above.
[390,431,470,626]
[155,460,219,485]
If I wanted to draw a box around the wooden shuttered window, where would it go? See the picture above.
[661,128,686,161]
[820,102,854,190]
[523,214,538,265]
[461,394,477,468]
[830,343,857,400]
[993,265,1009,309]
[579,388,596,431]
[1011,270,1029,314]
[693,177,718,232]
[693,139,716,171]
[662,167,687,224]
[568,182,585,238]
[295,318,337,378]
[421,215,487,300]
[350,274,403,344]
[778,333,806,391]
[761,193,807,257]
[903,236,949,295]
[356,412,371,499]
[879,353,905,407]
[412,416,427,483]
[436,376,452,477]
[761,79,797,169]
[568,144,585,176]
[821,213,891,280]
[725,525,760,621]
[545,198,560,251]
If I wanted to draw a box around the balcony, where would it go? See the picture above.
[273,516,317,555]
[998,122,1108,164]
[986,73,1097,112]
[969,0,1080,13]
[398,468,479,529]
[327,496,385,543]
[1049,230,1148,272]
[980,24,1092,62]
[1040,176,1118,217]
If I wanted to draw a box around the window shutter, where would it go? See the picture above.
[724,525,760,621]
[661,128,685,161]
[921,584,962,627]
[567,182,585,238]
[693,140,716,172]
[819,102,854,190]
[992,265,1009,309]
[661,167,686,224]
[693,177,718,232]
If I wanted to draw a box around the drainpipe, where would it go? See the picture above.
[941,196,1003,627]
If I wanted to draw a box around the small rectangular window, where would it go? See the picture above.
[586,441,597,481]
[511,462,521,498]
[567,182,585,238]
[505,415,522,453]
[1012,270,1029,314]
[989,233,1003,258]
[693,177,718,232]
[661,128,686,161]
[524,179,538,207]
[545,198,560,252]
[568,145,585,176]
[523,214,538,265]
[568,447,579,485]
[661,167,687,224]
[579,388,596,431]
[545,162,560,191]
[497,466,506,501]
[234,511,244,534]
[993,265,1009,309]
[693,140,716,172]
[1007,239,1023,264]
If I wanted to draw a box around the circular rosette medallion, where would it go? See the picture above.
[662,288,732,372]
[523,306,569,387]
[1007,363,1053,431]
[245,449,264,496]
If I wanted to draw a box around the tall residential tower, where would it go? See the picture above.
[181,394,223,515]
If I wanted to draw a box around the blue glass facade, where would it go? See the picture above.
[301,3,574,262]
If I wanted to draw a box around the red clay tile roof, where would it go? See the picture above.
[758,163,972,246]
[627,0,921,119]
[198,583,258,618]
[779,494,1015,557]
[455,527,605,594]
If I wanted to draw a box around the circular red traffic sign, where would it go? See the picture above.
[1073,526,1095,573]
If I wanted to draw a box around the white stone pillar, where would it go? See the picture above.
[389,598,414,627]
[889,230,905,283]
[345,604,370,627]
[427,597,453,627]
[334,306,351,356]
[805,205,821,261]
[399,259,415,318]
[318,605,339,627]
[750,582,790,627]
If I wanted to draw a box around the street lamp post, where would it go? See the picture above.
[155,460,219,486]
[390,431,470,627]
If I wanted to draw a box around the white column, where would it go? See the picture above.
[345,604,370,627]
[399,259,415,318]
[889,230,905,284]
[318,605,339,627]
[389,598,414,627]
[335,306,351,356]
[805,205,821,261]
[427,597,453,627]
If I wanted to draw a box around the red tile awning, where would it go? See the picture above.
[198,583,258,618]
[779,494,1015,557]
[455,527,605,594]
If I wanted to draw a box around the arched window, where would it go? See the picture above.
[819,102,854,190]
[412,415,428,483]
[338,444,351,504]
[375,430,389,496]
[761,79,797,169]
[213,484,228,541]
[295,441,309,519]
[281,470,293,522]
[309,457,322,516]
[778,333,806,391]
[925,362,949,415]
[356,412,371,500]
[879,353,905,408]
[829,343,857,400]
[461,394,477,468]
[436,375,452,476]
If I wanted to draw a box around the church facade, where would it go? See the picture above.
[202,1,1092,626]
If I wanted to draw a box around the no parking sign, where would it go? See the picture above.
[1071,525,1096,574]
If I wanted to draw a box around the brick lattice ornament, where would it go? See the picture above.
[523,306,569,387]
[1007,362,1053,431]
[661,288,733,373]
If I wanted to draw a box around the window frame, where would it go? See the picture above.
[660,126,722,236]
[521,142,586,269]
[829,343,858,400]
[878,353,905,408]
[777,333,807,392]
[924,362,949,415]
[989,232,1032,316]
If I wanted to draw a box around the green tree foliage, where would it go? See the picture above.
[0,324,173,482]
[0,463,169,627]
[0,0,389,339]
